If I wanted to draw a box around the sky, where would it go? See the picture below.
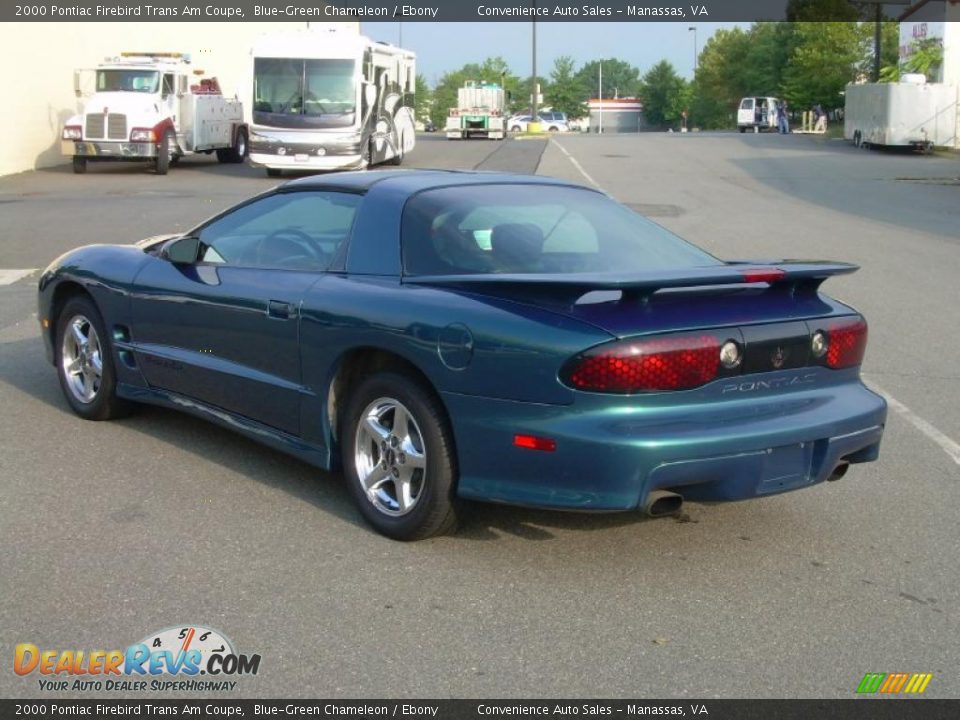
[361,21,748,85]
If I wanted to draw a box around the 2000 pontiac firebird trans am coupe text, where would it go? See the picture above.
[38,170,887,540]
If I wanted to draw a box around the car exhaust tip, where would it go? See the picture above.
[827,462,850,482]
[643,490,683,517]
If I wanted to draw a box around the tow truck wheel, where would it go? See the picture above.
[72,157,87,174]
[218,128,248,164]
[155,130,174,175]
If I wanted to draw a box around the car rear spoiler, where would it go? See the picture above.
[403,261,859,305]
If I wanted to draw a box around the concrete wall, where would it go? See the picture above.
[0,21,359,177]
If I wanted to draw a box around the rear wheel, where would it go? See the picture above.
[266,168,282,178]
[72,157,87,174]
[389,134,404,166]
[55,296,131,421]
[218,128,248,163]
[342,372,459,540]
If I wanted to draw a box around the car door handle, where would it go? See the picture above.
[267,300,296,319]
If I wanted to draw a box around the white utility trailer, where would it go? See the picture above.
[845,77,958,151]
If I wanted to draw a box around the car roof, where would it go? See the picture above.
[280,169,590,194]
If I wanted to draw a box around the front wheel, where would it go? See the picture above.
[55,296,132,421]
[155,130,174,175]
[342,372,459,540]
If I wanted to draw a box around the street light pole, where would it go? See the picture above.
[531,10,538,122]
[688,26,698,75]
[598,61,603,135]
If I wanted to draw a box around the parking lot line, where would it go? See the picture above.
[550,138,600,188]
[866,378,960,467]
[0,269,36,285]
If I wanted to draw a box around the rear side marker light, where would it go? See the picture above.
[563,332,721,393]
[824,317,868,369]
[513,434,557,452]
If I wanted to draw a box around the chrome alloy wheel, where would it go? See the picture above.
[61,314,103,404]
[353,397,427,516]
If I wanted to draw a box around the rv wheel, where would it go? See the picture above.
[72,157,87,174]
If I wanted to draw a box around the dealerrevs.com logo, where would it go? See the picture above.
[14,626,261,692]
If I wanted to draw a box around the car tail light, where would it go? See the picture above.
[742,267,786,283]
[563,332,721,393]
[823,317,867,369]
[62,126,82,140]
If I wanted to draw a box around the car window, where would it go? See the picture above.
[402,184,718,276]
[196,191,361,271]
[740,98,754,110]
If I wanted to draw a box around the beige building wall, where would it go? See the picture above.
[0,21,359,177]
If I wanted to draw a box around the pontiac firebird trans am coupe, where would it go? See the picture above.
[39,170,887,540]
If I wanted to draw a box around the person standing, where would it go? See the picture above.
[777,100,790,134]
[814,103,827,132]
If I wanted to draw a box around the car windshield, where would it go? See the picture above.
[402,184,719,276]
[96,70,159,93]
[253,58,357,129]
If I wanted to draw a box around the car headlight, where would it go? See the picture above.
[129,128,156,142]
[62,126,82,140]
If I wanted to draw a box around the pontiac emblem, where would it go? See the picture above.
[771,346,787,369]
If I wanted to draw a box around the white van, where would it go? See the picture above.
[737,96,779,132]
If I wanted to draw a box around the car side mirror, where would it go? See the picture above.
[161,236,200,265]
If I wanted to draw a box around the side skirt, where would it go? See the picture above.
[116,382,332,471]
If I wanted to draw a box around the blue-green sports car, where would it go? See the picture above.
[38,170,887,539]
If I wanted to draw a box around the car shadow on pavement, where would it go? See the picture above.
[2,332,671,542]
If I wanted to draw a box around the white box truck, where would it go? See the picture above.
[62,52,248,174]
[844,78,958,151]
[446,81,506,140]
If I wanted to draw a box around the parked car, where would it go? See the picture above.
[508,113,569,132]
[38,170,886,540]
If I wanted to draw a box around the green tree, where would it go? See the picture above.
[786,0,859,21]
[689,26,753,128]
[641,60,687,128]
[547,56,588,119]
[781,22,869,109]
[575,58,641,99]
[880,37,944,82]
[414,74,432,126]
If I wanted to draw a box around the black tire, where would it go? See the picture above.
[219,128,248,163]
[266,168,282,178]
[72,157,87,174]
[389,134,404,166]
[155,130,173,175]
[55,295,132,421]
[341,371,459,540]
[738,127,746,133]
[510,125,521,132]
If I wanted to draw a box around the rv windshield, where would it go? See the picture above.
[96,70,159,93]
[253,58,357,129]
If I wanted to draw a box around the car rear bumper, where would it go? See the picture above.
[62,140,158,159]
[442,367,887,511]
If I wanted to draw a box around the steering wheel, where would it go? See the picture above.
[255,228,326,269]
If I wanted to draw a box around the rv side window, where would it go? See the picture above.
[740,98,754,110]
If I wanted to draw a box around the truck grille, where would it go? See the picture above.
[85,114,104,138]
[107,114,127,139]
[84,114,127,139]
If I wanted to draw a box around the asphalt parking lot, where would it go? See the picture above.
[1,131,958,698]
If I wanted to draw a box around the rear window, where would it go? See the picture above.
[740,98,754,109]
[401,184,718,276]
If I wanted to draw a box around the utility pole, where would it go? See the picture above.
[531,7,538,122]
[689,26,698,75]
[598,62,603,135]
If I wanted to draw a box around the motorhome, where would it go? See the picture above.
[247,29,416,176]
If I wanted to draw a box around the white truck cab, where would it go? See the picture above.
[62,52,248,174]
[737,96,779,132]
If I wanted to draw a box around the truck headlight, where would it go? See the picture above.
[130,128,156,142]
[62,126,82,140]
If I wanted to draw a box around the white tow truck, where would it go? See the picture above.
[62,52,248,174]
[446,81,506,140]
